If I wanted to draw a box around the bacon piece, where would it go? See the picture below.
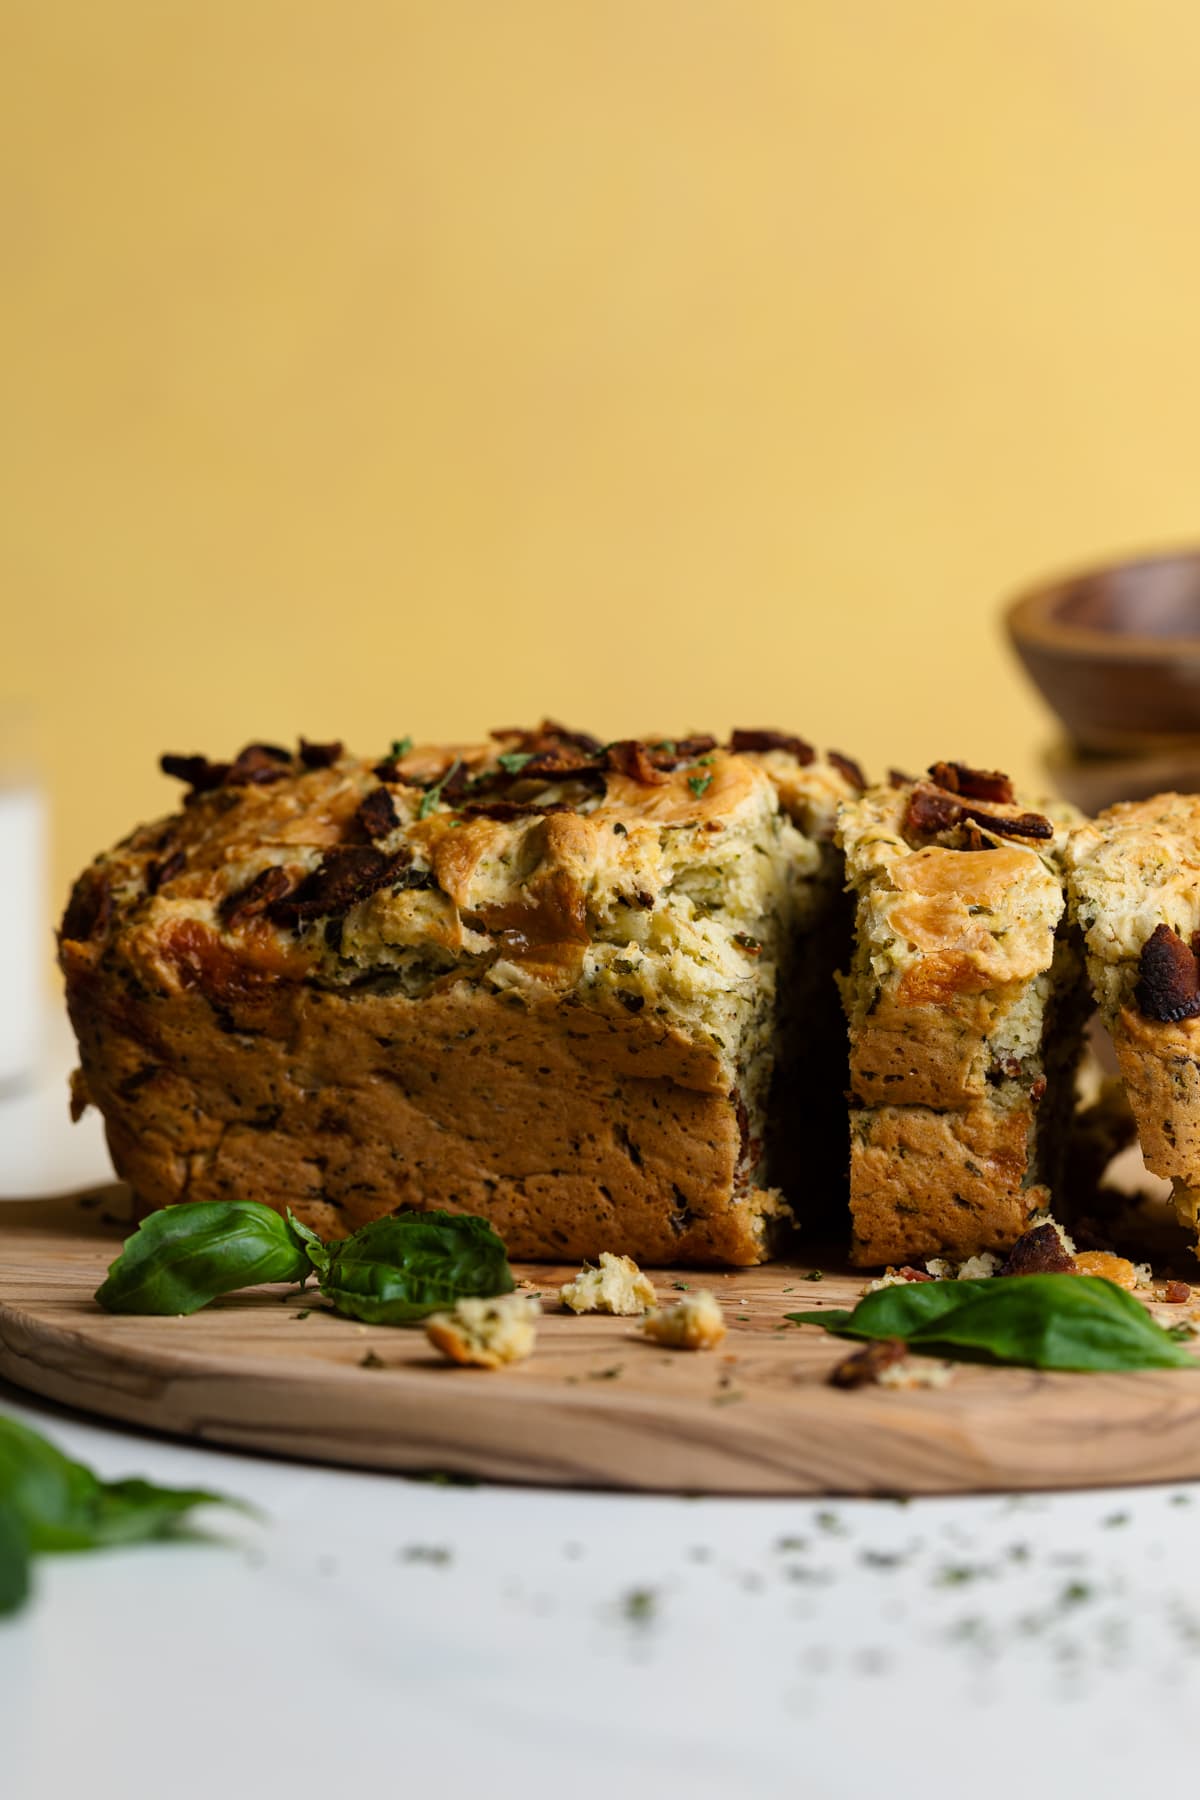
[219,865,295,930]
[268,847,411,925]
[299,737,343,768]
[1163,1281,1192,1304]
[828,1338,908,1389]
[146,849,186,894]
[905,785,963,835]
[1136,924,1200,1023]
[928,761,1016,804]
[962,805,1053,841]
[160,752,229,792]
[999,1223,1077,1277]
[509,746,598,779]
[61,869,113,942]
[645,735,719,770]
[460,799,574,821]
[828,750,866,791]
[888,767,914,789]
[898,1266,934,1282]
[225,743,293,786]
[905,782,1053,843]
[160,743,293,794]
[604,740,670,786]
[728,729,815,764]
[490,721,604,757]
[354,786,399,840]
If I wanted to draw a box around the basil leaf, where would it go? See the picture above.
[318,1210,514,1324]
[287,1209,330,1277]
[0,1416,247,1553]
[788,1276,1199,1372]
[0,1499,31,1617]
[96,1201,312,1315]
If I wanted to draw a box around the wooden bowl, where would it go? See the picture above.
[1007,549,1200,752]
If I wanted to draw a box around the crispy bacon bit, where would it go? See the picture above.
[828,1338,909,1389]
[490,720,604,757]
[604,740,670,786]
[510,746,598,779]
[828,750,866,791]
[1135,924,1200,1023]
[1163,1281,1192,1304]
[225,743,293,786]
[888,768,915,789]
[219,864,296,930]
[161,743,293,794]
[146,849,186,894]
[354,786,399,840]
[647,734,719,769]
[460,799,574,821]
[299,737,343,768]
[999,1223,1077,1277]
[966,806,1053,841]
[928,761,1016,804]
[904,782,1053,843]
[898,1266,934,1282]
[268,846,411,925]
[61,869,113,942]
[160,752,228,792]
[728,729,816,764]
[905,785,963,835]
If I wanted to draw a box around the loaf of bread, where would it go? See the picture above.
[1066,793,1200,1242]
[836,762,1089,1266]
[60,725,861,1266]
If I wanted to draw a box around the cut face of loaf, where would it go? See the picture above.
[1065,792,1200,1241]
[60,725,861,1266]
[837,763,1088,1267]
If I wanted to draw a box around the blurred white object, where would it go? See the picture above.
[0,704,47,1091]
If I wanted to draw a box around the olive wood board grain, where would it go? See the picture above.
[2,1191,1199,1496]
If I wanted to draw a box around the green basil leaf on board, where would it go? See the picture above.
[96,1201,313,1315]
[0,1499,31,1617]
[788,1275,1199,1372]
[0,1416,249,1554]
[286,1209,330,1277]
[317,1210,515,1324]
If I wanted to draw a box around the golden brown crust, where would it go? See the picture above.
[848,1094,1047,1267]
[1111,1005,1200,1185]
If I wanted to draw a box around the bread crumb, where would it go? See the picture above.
[425,1293,540,1369]
[877,1357,956,1390]
[560,1252,656,1316]
[641,1289,726,1350]
[955,1252,1001,1280]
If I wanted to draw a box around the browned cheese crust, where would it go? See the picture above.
[60,726,859,1266]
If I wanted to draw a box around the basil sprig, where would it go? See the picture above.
[316,1213,514,1324]
[0,1415,247,1618]
[96,1201,313,1315]
[789,1275,1199,1372]
[96,1203,514,1325]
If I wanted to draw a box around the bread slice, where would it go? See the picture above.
[60,725,860,1266]
[837,762,1088,1266]
[1065,792,1200,1240]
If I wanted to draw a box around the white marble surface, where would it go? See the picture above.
[2,1016,1198,1800]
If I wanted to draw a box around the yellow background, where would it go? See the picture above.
[5,1,1200,919]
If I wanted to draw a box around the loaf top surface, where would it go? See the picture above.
[837,761,1075,1000]
[60,725,863,1074]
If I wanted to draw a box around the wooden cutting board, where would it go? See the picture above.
[2,1190,1199,1496]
